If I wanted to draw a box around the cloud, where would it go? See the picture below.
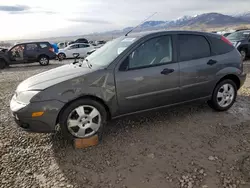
[0,4,55,15]
[0,5,30,12]
[68,18,112,24]
[9,10,56,15]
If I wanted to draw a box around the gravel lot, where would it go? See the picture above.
[1,60,250,188]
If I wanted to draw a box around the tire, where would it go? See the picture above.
[0,59,6,69]
[58,53,66,61]
[240,49,247,61]
[39,56,49,66]
[209,79,237,111]
[58,99,107,140]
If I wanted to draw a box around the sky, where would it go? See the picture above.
[0,0,249,40]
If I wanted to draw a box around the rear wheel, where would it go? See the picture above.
[58,53,66,61]
[59,99,107,140]
[39,56,49,66]
[0,59,6,69]
[209,79,237,111]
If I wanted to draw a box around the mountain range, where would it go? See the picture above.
[97,12,250,36]
[124,12,250,32]
[5,11,250,43]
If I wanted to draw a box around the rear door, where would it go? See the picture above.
[24,43,39,62]
[178,34,219,101]
[115,35,180,115]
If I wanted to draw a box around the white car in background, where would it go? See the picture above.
[57,43,94,60]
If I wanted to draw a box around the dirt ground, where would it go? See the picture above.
[1,60,250,188]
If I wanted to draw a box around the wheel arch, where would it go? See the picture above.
[216,74,241,90]
[56,95,111,125]
[38,54,49,60]
[238,45,248,54]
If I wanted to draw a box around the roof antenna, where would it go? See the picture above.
[125,12,157,36]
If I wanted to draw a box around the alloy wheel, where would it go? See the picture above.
[67,105,101,138]
[216,83,235,108]
[40,57,48,65]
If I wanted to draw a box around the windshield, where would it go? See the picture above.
[84,36,138,67]
[227,31,250,41]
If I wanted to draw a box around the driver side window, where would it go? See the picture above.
[127,35,172,70]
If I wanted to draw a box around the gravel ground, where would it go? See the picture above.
[1,60,250,188]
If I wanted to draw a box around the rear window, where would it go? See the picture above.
[208,36,234,55]
[178,34,211,61]
[39,43,49,49]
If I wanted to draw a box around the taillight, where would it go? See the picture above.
[221,36,233,46]
[49,47,54,52]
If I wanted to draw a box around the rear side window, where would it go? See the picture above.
[39,43,49,49]
[69,44,79,49]
[26,43,38,51]
[79,44,90,48]
[178,34,211,61]
[208,36,234,55]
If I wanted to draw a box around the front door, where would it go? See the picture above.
[177,34,218,101]
[8,44,27,64]
[115,35,180,115]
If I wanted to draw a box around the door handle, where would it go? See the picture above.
[161,68,174,75]
[207,59,217,65]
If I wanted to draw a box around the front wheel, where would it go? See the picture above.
[59,99,107,140]
[240,49,247,61]
[0,59,6,69]
[39,56,49,66]
[209,79,237,111]
[58,53,66,61]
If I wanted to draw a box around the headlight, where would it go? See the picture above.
[15,91,40,105]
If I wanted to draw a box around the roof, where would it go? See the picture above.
[235,29,250,32]
[68,42,90,46]
[13,41,50,46]
[126,30,219,39]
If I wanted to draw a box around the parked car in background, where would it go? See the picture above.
[57,42,67,49]
[223,32,233,37]
[57,43,94,60]
[51,43,59,53]
[227,30,250,60]
[75,38,88,44]
[10,31,246,140]
[67,38,89,46]
[0,42,56,69]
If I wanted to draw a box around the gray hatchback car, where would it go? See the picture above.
[10,31,246,139]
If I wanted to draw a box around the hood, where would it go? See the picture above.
[16,63,94,92]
